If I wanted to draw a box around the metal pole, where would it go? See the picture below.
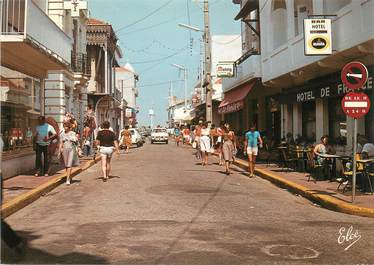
[352,118,358,202]
[184,69,187,111]
[204,0,212,124]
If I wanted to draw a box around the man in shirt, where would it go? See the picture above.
[34,116,57,177]
[244,124,263,178]
[362,142,374,158]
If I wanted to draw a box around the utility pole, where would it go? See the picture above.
[203,0,212,124]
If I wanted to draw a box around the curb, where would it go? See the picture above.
[231,158,374,218]
[1,156,101,218]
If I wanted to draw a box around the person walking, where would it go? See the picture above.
[120,125,132,153]
[210,124,218,155]
[58,122,79,185]
[222,123,236,175]
[194,121,203,160]
[174,125,181,146]
[199,122,211,166]
[34,116,57,177]
[96,121,120,181]
[217,121,225,166]
[183,125,191,145]
[244,124,263,178]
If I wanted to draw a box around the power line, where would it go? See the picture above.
[115,0,174,33]
[212,35,241,45]
[128,47,189,64]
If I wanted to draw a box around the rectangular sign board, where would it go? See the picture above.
[216,62,235,78]
[304,19,332,55]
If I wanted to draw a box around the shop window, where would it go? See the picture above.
[302,101,316,142]
[323,0,351,14]
[1,66,41,152]
[328,97,347,145]
[294,0,313,36]
[272,0,288,49]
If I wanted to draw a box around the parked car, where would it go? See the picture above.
[129,128,144,147]
[151,128,169,144]
[167,128,174,136]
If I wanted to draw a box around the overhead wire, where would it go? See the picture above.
[115,0,174,33]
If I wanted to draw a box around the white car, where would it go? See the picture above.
[151,128,169,144]
[120,128,143,148]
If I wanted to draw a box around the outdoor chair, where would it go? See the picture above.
[306,150,323,183]
[279,147,297,172]
[265,140,279,166]
[337,155,365,193]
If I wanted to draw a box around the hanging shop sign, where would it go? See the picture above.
[216,62,235,78]
[125,108,133,118]
[341,61,368,90]
[304,19,332,55]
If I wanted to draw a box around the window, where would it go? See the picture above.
[294,0,313,36]
[302,101,316,142]
[272,0,287,49]
[328,98,347,145]
[324,0,351,14]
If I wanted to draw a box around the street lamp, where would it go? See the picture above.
[171,63,188,112]
[178,23,203,32]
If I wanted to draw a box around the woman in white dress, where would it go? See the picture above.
[199,122,211,166]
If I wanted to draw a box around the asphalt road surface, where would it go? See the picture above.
[3,141,374,265]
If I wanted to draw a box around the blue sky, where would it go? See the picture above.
[89,0,241,126]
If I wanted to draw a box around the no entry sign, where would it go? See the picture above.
[341,61,368,90]
[341,92,371,119]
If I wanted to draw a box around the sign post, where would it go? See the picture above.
[341,62,369,202]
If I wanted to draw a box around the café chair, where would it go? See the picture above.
[306,150,323,183]
[337,156,364,193]
[279,147,297,172]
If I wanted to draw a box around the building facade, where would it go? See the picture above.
[115,63,139,128]
[0,0,72,177]
[86,18,122,135]
[222,0,374,148]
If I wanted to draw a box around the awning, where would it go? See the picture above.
[218,81,255,114]
[235,0,259,20]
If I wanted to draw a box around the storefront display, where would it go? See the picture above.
[0,66,42,152]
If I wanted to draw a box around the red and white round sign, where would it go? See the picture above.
[341,61,368,90]
[341,92,371,119]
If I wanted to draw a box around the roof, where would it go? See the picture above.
[88,18,107,25]
[115,63,137,75]
[235,0,259,20]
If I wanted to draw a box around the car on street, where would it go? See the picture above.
[130,128,144,147]
[151,128,169,144]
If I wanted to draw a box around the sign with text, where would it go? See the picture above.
[341,92,371,119]
[341,61,368,90]
[216,62,235,78]
[304,19,332,55]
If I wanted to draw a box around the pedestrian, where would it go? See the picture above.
[82,122,92,156]
[34,116,57,177]
[95,121,120,181]
[183,125,191,145]
[210,124,218,155]
[58,122,79,185]
[217,121,225,166]
[222,123,236,175]
[194,121,203,160]
[120,125,132,153]
[26,127,33,146]
[199,122,211,166]
[174,125,181,146]
[244,124,263,178]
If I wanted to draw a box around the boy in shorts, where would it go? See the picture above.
[244,124,263,178]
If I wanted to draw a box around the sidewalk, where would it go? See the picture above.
[231,157,374,218]
[1,156,100,218]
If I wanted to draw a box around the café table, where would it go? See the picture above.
[318,154,342,180]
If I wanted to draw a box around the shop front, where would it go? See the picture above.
[278,65,373,147]
[1,66,43,178]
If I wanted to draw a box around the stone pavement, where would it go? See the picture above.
[254,163,374,209]
[1,156,96,204]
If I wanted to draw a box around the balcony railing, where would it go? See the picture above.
[113,88,122,102]
[1,0,72,64]
[71,52,90,75]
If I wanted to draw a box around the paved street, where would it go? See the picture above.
[3,141,374,265]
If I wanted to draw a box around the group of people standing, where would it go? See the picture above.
[174,121,263,177]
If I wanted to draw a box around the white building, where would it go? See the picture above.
[222,0,374,146]
[44,0,90,130]
[0,0,73,177]
[115,63,139,128]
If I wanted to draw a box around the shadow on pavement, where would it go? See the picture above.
[1,230,109,264]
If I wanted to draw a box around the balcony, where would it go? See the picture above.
[113,88,122,103]
[0,0,72,78]
[222,51,261,93]
[71,52,90,76]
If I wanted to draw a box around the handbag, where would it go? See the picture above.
[192,141,197,149]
